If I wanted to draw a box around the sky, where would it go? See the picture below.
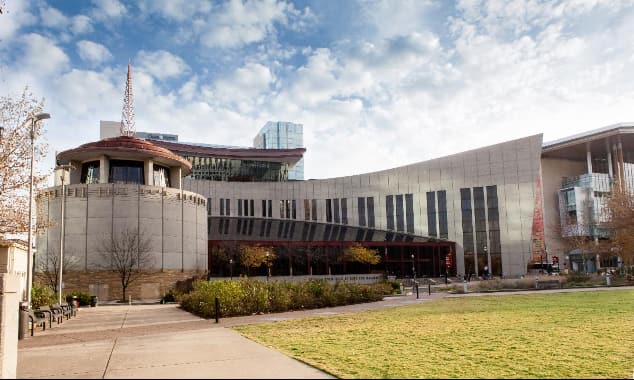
[1,0,634,180]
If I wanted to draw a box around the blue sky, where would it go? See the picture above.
[1,0,634,180]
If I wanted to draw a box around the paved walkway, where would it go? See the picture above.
[17,285,634,379]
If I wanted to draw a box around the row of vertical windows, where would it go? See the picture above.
[325,198,348,224]
[385,194,414,233]
[426,190,448,238]
[437,191,448,239]
[279,200,297,219]
[261,200,273,218]
[461,186,501,275]
[358,197,376,227]
[237,199,255,217]
[219,198,231,216]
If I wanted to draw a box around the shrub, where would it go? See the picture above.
[31,284,56,309]
[160,290,178,304]
[68,291,92,306]
[179,279,389,318]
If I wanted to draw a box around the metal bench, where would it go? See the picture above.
[35,306,58,328]
[27,309,47,336]
[50,304,68,323]
[60,302,75,319]
[535,279,561,289]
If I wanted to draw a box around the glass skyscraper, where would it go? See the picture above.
[253,121,304,180]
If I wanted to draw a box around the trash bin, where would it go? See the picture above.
[18,302,29,340]
[71,295,79,309]
[90,295,98,307]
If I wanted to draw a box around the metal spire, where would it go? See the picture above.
[120,61,136,137]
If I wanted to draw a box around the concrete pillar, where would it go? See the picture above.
[0,274,20,379]
[144,159,154,186]
[606,139,613,177]
[586,142,593,175]
[169,167,182,190]
[99,155,109,184]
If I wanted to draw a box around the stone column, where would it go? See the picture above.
[0,274,20,379]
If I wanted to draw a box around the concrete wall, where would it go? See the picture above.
[185,134,544,277]
[35,184,208,278]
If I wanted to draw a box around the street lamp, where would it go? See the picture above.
[229,258,234,280]
[265,251,270,281]
[26,112,50,308]
[55,163,74,305]
[411,254,416,281]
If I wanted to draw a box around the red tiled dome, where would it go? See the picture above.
[56,136,192,174]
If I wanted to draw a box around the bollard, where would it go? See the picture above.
[463,280,468,293]
[416,284,419,299]
[428,283,431,296]
[128,295,131,305]
[606,273,611,286]
[214,297,220,323]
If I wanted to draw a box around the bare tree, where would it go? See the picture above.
[0,88,48,235]
[98,228,154,301]
[37,248,79,293]
[603,185,634,269]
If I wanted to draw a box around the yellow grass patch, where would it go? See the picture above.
[235,290,634,378]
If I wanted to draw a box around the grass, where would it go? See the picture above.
[234,289,634,379]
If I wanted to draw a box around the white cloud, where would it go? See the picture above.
[91,0,126,21]
[71,15,93,34]
[77,40,113,65]
[40,5,69,29]
[136,50,190,80]
[0,0,36,40]
[138,0,213,22]
[18,33,69,76]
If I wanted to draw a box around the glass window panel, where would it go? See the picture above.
[333,198,340,223]
[427,191,437,237]
[405,193,414,233]
[438,190,448,239]
[357,197,366,227]
[386,195,394,230]
[367,197,375,228]
[341,198,348,225]
[395,194,404,232]
[326,199,332,222]
[80,161,100,184]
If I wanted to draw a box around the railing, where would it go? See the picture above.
[561,173,613,192]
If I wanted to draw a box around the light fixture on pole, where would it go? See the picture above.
[229,258,234,280]
[484,245,490,279]
[26,112,50,308]
[55,163,74,305]
[411,254,416,281]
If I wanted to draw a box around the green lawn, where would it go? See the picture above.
[234,290,634,379]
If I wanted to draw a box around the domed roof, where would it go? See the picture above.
[56,136,192,175]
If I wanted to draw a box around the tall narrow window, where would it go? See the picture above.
[333,198,340,223]
[292,200,297,219]
[437,190,448,239]
[367,197,375,228]
[358,197,366,227]
[280,200,285,219]
[386,195,394,230]
[238,199,243,216]
[244,199,249,216]
[341,198,348,224]
[486,185,501,275]
[427,192,437,237]
[304,199,310,220]
[326,199,333,222]
[461,188,474,275]
[250,200,254,217]
[225,198,230,216]
[207,198,212,215]
[262,200,267,217]
[268,200,272,217]
[405,193,414,233]
[153,165,170,187]
[474,187,487,269]
[311,199,317,221]
[286,200,291,219]
[395,194,404,232]
[220,198,225,216]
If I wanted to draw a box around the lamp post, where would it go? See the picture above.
[229,258,234,280]
[484,245,490,279]
[411,254,416,282]
[265,251,270,281]
[26,112,50,308]
[55,163,74,305]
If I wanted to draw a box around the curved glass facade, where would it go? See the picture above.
[185,156,289,182]
[110,160,144,184]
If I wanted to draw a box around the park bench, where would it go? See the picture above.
[60,302,75,318]
[50,304,69,322]
[535,279,561,289]
[27,309,46,336]
[35,305,58,328]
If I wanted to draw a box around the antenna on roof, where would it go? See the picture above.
[120,60,136,137]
